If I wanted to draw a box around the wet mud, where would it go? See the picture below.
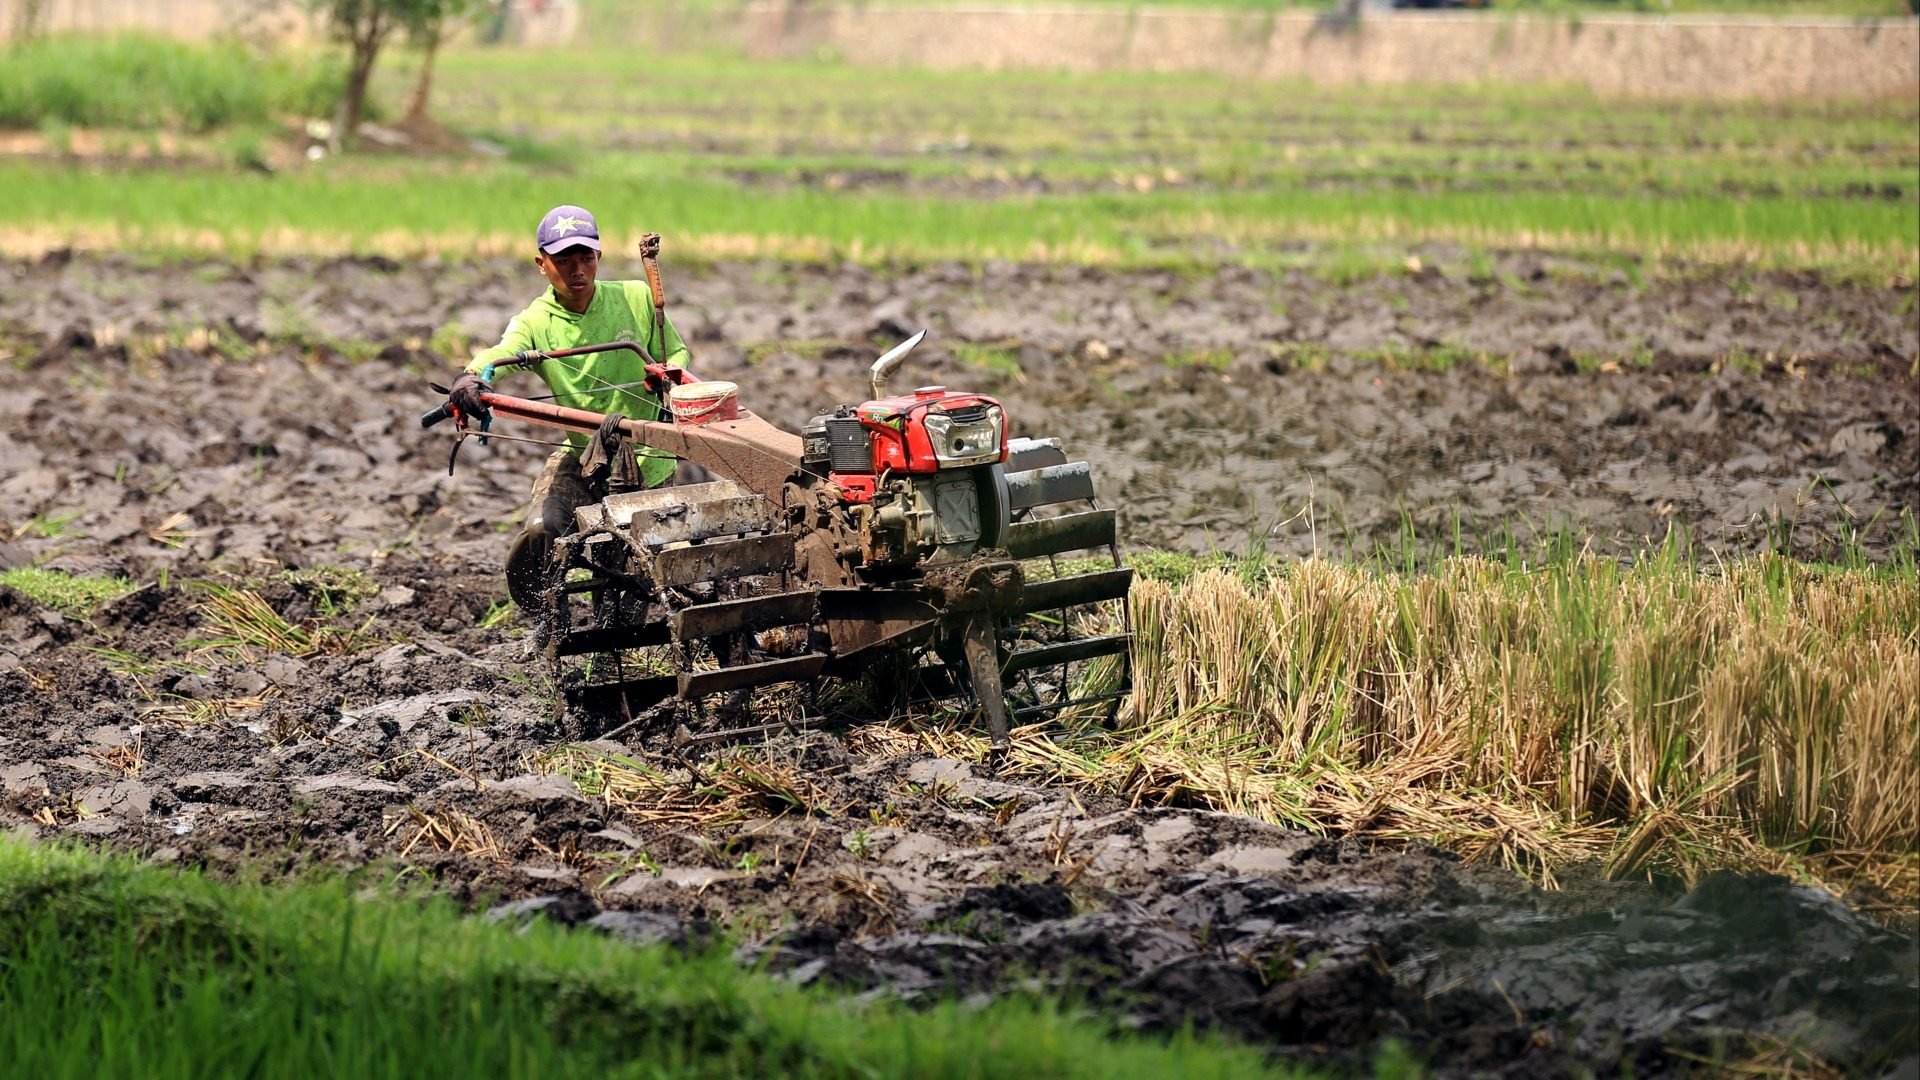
[2,684,1914,1077]
[5,251,1912,562]
[2,252,1917,1075]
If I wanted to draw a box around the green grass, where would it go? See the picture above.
[478,596,517,628]
[1,151,1910,273]
[0,44,1912,277]
[0,566,133,617]
[953,341,1024,380]
[0,837,1285,1079]
[0,34,342,132]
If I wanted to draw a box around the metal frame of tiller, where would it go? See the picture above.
[425,340,1132,745]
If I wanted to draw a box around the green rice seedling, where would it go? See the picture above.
[283,565,379,617]
[3,41,1914,276]
[706,755,823,816]
[0,566,133,618]
[82,647,168,679]
[953,341,1024,381]
[184,583,314,656]
[183,582,376,659]
[1167,347,1235,370]
[9,510,82,539]
[538,743,823,827]
[3,157,1908,277]
[476,597,515,628]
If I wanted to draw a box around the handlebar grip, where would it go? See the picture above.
[421,403,454,428]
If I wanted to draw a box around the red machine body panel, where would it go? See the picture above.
[857,388,1006,474]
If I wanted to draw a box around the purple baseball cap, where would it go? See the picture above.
[536,204,601,254]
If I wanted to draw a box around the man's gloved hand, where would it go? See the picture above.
[448,371,492,426]
[579,412,628,484]
[595,411,628,453]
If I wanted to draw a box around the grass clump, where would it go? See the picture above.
[0,566,133,618]
[1125,550,1260,587]
[184,581,377,659]
[477,597,516,629]
[953,341,1024,381]
[0,837,1282,1079]
[537,743,830,828]
[11,509,83,538]
[284,565,380,617]
[0,34,340,132]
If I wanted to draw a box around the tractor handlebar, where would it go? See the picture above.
[421,339,700,433]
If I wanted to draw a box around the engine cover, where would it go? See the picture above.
[857,386,1006,476]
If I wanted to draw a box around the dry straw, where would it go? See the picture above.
[536,744,826,828]
[923,554,1918,895]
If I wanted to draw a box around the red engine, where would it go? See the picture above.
[805,386,1006,503]
[801,385,1010,567]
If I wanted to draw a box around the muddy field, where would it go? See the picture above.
[2,252,1917,1076]
[6,250,1913,562]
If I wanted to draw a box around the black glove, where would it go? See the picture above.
[448,370,492,426]
[578,412,628,485]
[595,411,628,452]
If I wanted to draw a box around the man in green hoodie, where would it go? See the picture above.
[448,203,694,613]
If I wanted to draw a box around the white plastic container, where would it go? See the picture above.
[668,380,741,425]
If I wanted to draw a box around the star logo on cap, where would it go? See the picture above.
[550,215,587,236]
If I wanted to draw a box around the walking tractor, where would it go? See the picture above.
[423,331,1132,743]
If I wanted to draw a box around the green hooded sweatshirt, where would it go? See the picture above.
[467,280,692,488]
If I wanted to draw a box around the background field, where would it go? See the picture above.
[1,19,1917,1079]
[0,38,1915,279]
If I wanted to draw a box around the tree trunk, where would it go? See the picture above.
[14,0,51,40]
[405,27,443,126]
[330,11,387,154]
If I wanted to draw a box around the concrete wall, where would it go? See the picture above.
[738,4,1920,101]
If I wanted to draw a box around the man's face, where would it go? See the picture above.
[537,245,599,307]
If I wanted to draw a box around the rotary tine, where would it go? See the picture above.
[994,437,1133,725]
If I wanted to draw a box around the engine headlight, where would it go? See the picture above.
[923,405,1003,467]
